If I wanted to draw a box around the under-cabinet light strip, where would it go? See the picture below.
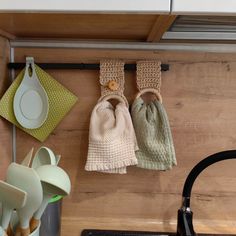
[163,31,236,40]
[171,24,236,32]
[10,40,236,53]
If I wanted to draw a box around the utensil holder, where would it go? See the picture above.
[40,196,62,236]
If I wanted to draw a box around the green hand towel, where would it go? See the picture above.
[131,97,177,170]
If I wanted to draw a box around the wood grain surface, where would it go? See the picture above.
[11,48,236,235]
[147,15,176,42]
[0,13,158,41]
[0,36,12,180]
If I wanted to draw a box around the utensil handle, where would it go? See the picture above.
[6,225,13,236]
[15,227,30,236]
[29,218,39,233]
[1,205,12,230]
[34,191,52,221]
[33,197,49,220]
[0,227,8,236]
[25,57,37,80]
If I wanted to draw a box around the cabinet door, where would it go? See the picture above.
[172,0,236,15]
[0,0,171,13]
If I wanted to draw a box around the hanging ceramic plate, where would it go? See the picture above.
[13,57,49,129]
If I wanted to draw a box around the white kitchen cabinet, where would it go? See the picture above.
[172,0,236,15]
[0,0,171,13]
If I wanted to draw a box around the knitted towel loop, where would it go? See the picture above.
[99,59,125,98]
[135,88,162,104]
[98,94,129,107]
[136,60,162,94]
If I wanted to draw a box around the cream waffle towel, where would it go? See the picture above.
[131,97,176,170]
[85,100,138,174]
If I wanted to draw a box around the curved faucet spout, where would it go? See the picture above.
[177,150,236,236]
[182,150,236,208]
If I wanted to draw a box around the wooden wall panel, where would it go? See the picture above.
[14,49,236,235]
[0,36,11,179]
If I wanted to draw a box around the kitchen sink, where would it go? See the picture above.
[81,229,236,236]
[81,230,175,236]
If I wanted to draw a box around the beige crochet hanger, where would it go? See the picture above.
[99,59,129,107]
[135,60,162,103]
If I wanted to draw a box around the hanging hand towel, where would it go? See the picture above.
[85,99,138,174]
[131,97,176,170]
[131,61,176,170]
[85,60,138,174]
